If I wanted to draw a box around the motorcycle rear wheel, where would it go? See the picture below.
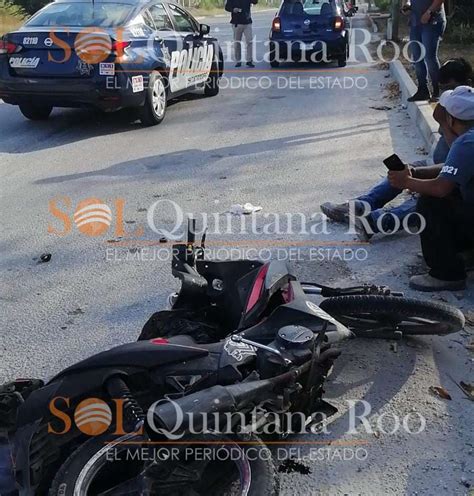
[319,295,465,337]
[49,433,278,496]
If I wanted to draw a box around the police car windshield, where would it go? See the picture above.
[281,0,338,16]
[26,2,134,28]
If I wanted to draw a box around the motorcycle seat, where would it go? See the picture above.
[167,335,198,346]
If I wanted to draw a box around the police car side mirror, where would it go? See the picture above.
[199,23,210,36]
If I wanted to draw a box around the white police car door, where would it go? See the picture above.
[165,3,214,94]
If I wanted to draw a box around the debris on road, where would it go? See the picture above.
[278,459,311,475]
[460,476,470,488]
[369,105,392,111]
[429,386,452,401]
[384,81,401,100]
[459,382,474,401]
[68,308,84,316]
[37,253,52,264]
[375,62,389,70]
[229,203,262,215]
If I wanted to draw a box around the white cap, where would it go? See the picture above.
[439,85,474,121]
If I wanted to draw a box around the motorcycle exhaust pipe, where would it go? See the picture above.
[151,364,310,434]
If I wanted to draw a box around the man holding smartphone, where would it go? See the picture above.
[225,0,258,67]
[320,58,472,241]
[388,86,474,291]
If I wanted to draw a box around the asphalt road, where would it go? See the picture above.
[1,10,473,495]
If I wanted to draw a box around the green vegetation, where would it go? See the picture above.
[444,22,474,44]
[373,0,390,12]
[0,0,27,34]
[4,0,45,16]
[445,0,474,43]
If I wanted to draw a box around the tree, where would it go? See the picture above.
[5,0,48,16]
[448,0,474,22]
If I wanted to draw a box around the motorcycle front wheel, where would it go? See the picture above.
[319,295,465,337]
[49,433,278,496]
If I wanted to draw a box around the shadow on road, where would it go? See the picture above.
[34,121,388,184]
[0,93,208,155]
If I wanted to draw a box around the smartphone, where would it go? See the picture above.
[383,154,406,171]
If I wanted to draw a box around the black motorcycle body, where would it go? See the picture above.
[7,274,349,494]
[3,221,464,494]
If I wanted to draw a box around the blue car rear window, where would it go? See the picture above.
[281,0,337,17]
[25,2,134,27]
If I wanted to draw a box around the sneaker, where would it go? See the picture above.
[409,273,466,292]
[407,88,431,102]
[246,61,255,68]
[354,217,373,242]
[235,62,242,68]
[320,200,365,224]
[320,202,350,223]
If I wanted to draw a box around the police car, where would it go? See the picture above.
[0,0,224,125]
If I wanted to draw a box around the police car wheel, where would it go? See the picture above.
[19,102,53,121]
[204,63,219,97]
[139,71,167,126]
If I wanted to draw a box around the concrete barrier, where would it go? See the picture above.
[390,59,440,157]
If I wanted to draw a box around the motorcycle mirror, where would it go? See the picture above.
[187,218,196,245]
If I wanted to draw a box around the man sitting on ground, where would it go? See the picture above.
[320,58,472,241]
[388,85,474,291]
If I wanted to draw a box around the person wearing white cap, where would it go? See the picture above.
[388,85,474,291]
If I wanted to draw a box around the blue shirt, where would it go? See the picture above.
[410,0,446,26]
[440,127,474,208]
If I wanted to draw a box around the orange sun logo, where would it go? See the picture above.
[74,30,112,64]
[74,398,112,436]
[74,197,112,236]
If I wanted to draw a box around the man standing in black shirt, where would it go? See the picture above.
[225,0,258,67]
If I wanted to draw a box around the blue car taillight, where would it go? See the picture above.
[333,16,345,31]
[272,16,281,32]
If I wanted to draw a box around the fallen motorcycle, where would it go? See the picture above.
[0,221,465,496]
[1,279,349,495]
[140,220,465,342]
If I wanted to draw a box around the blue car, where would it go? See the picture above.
[269,0,356,68]
[0,0,224,125]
